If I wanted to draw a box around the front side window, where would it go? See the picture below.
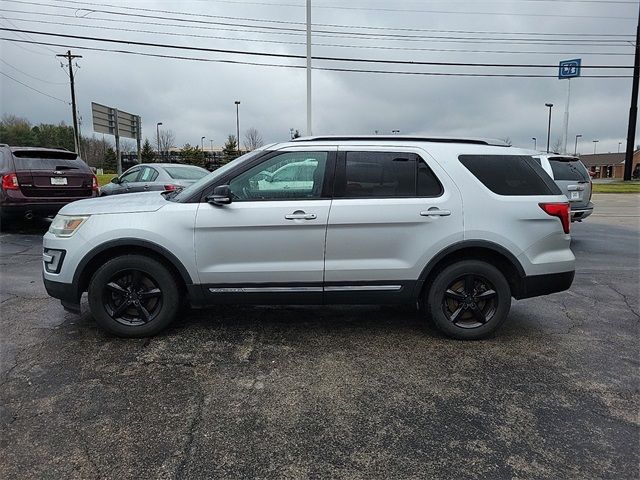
[120,168,140,183]
[338,151,442,198]
[229,151,328,201]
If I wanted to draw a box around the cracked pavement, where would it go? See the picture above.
[1,194,638,479]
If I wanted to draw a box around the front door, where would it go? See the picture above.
[194,148,336,304]
[324,146,464,303]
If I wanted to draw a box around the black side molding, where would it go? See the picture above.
[516,270,575,300]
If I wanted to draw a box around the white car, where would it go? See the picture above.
[43,136,575,339]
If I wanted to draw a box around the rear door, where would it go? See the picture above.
[12,150,94,199]
[324,146,463,303]
[114,167,142,194]
[548,156,591,209]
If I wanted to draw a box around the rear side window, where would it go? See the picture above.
[164,166,208,180]
[459,155,561,196]
[337,151,443,198]
[11,150,88,171]
[549,158,589,182]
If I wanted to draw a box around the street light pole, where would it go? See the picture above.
[234,100,241,154]
[306,0,312,136]
[593,139,599,154]
[532,137,537,150]
[574,134,582,155]
[156,122,163,160]
[201,136,205,152]
[545,103,553,153]
[618,141,622,153]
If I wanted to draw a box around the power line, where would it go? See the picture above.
[0,37,633,78]
[0,58,67,84]
[0,70,69,103]
[1,28,633,70]
[40,0,635,20]
[3,15,633,57]
[1,8,633,47]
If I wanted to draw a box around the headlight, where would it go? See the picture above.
[49,215,89,237]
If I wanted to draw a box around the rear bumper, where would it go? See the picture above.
[1,196,95,217]
[571,202,594,221]
[515,270,575,300]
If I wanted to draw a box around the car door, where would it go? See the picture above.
[113,166,141,194]
[194,147,336,304]
[137,165,161,192]
[324,146,463,303]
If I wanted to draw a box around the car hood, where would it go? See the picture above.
[58,191,168,215]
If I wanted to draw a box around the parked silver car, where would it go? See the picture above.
[100,163,209,196]
[534,155,594,222]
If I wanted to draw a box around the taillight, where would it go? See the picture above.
[164,184,178,191]
[539,202,570,234]
[1,173,19,190]
[91,175,99,191]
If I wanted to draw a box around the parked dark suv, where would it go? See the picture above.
[0,145,98,220]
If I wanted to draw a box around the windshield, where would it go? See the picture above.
[549,158,589,182]
[171,149,266,202]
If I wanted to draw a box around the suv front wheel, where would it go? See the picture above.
[427,260,511,340]
[88,254,180,337]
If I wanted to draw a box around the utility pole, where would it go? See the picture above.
[235,100,241,154]
[306,0,312,136]
[56,50,82,153]
[624,1,640,180]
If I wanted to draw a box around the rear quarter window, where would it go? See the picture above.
[459,155,561,196]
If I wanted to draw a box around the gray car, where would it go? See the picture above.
[534,155,594,222]
[100,163,209,196]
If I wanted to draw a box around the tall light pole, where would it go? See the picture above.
[593,139,599,154]
[234,100,241,154]
[156,122,163,159]
[306,0,312,136]
[545,103,553,153]
[532,137,537,150]
[574,134,582,155]
[618,141,623,153]
[210,139,214,151]
[201,136,205,152]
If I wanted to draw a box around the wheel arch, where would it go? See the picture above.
[415,241,525,300]
[74,238,194,299]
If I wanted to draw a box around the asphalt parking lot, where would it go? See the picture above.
[1,193,638,479]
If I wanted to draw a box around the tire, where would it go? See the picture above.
[88,254,181,337]
[426,260,511,340]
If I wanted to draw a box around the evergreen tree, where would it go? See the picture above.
[103,146,118,173]
[179,143,205,168]
[222,135,239,164]
[141,138,155,163]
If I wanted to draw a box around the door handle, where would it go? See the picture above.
[285,211,317,220]
[144,185,149,189]
[420,208,451,217]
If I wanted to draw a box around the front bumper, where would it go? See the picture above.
[43,276,81,313]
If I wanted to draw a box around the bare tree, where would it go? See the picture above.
[500,137,512,146]
[120,138,135,153]
[243,127,264,151]
[158,129,176,155]
[551,137,563,153]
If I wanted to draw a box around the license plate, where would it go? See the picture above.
[570,191,580,200]
[50,177,67,185]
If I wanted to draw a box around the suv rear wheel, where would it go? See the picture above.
[88,254,180,337]
[427,260,511,340]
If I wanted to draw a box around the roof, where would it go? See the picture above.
[291,135,510,147]
[578,152,625,167]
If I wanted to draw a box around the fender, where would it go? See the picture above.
[73,237,194,288]
[414,240,526,296]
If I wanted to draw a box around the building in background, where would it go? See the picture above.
[579,151,640,179]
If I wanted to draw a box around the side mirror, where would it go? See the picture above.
[207,185,232,205]
[111,177,120,184]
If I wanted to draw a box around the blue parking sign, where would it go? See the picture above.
[559,59,581,79]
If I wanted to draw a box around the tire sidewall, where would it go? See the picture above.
[88,255,180,337]
[427,260,511,340]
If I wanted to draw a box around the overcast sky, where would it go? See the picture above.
[0,0,638,154]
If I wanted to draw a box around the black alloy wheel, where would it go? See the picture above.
[442,274,497,329]
[103,269,163,326]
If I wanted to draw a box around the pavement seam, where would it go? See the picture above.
[175,388,205,480]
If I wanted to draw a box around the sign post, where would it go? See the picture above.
[91,102,142,174]
[558,59,581,154]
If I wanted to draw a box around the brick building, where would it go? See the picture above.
[579,150,640,179]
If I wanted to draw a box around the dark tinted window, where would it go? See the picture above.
[340,152,442,198]
[549,158,589,182]
[12,151,88,171]
[459,155,560,196]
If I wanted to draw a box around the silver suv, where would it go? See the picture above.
[42,136,575,340]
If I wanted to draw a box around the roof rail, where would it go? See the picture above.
[290,135,510,147]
